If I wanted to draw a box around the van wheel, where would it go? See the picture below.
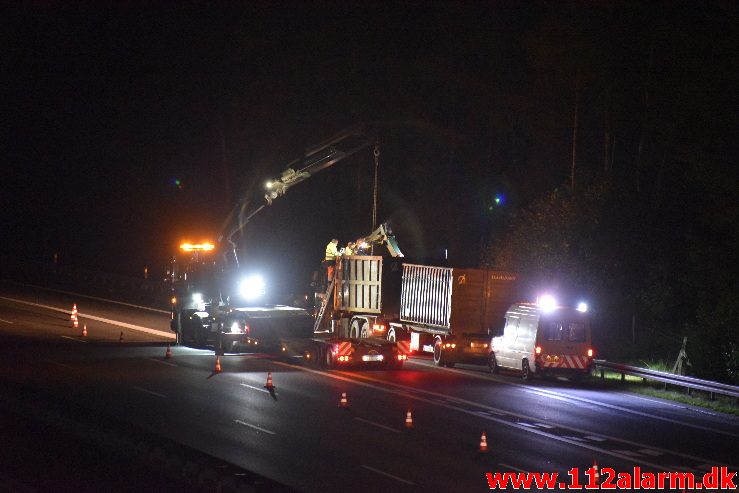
[521,358,532,381]
[488,353,499,374]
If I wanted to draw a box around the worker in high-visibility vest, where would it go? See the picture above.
[343,242,356,256]
[324,238,340,281]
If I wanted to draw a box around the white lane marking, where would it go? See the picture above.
[60,336,87,343]
[274,361,732,471]
[613,449,643,457]
[4,283,170,314]
[0,318,14,324]
[584,435,607,442]
[131,386,167,398]
[408,358,739,439]
[45,359,72,368]
[361,465,415,485]
[240,383,271,394]
[354,417,401,434]
[0,296,175,340]
[562,435,586,442]
[638,448,664,457]
[517,422,538,428]
[533,423,555,429]
[498,463,529,474]
[147,358,177,367]
[234,419,275,435]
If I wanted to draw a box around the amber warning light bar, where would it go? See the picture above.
[180,242,215,252]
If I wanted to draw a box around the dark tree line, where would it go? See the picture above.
[480,3,738,382]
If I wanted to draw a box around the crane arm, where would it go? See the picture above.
[353,223,404,257]
[220,125,373,259]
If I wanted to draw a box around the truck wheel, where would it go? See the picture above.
[387,328,396,342]
[323,347,335,369]
[488,352,499,374]
[350,320,362,339]
[433,338,444,366]
[521,358,532,381]
[360,325,369,338]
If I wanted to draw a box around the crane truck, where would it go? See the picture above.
[167,126,410,368]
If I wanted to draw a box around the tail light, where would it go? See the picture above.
[338,355,351,363]
[535,346,542,355]
[397,354,407,361]
[587,348,594,358]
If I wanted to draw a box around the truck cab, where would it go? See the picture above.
[489,299,594,380]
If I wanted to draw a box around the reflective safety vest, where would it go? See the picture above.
[325,242,339,261]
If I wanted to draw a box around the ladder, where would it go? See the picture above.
[313,276,335,333]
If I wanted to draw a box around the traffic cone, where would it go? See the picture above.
[165,345,172,359]
[82,324,87,337]
[478,432,488,453]
[339,392,349,408]
[119,331,124,343]
[73,318,79,329]
[404,409,414,429]
[264,372,274,390]
[214,356,222,373]
[71,304,78,321]
[592,461,599,482]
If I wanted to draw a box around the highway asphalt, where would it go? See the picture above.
[0,282,737,492]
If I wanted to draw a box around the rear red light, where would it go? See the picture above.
[535,346,542,355]
[397,354,407,361]
[587,348,594,358]
[372,323,386,333]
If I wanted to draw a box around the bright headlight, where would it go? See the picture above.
[192,293,203,303]
[577,302,588,313]
[537,294,557,313]
[239,275,265,299]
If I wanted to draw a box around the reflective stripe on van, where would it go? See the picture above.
[538,354,591,369]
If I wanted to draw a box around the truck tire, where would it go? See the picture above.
[387,328,396,342]
[521,358,532,381]
[488,352,499,374]
[323,346,335,369]
[360,325,369,339]
[350,320,362,339]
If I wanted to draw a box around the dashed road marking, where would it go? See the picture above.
[240,383,271,394]
[146,358,177,367]
[498,463,528,474]
[638,448,664,457]
[354,417,401,434]
[361,465,415,485]
[234,419,275,435]
[60,336,87,343]
[131,386,167,398]
[584,435,607,442]
[0,318,14,324]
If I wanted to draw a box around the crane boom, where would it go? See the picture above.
[221,126,372,257]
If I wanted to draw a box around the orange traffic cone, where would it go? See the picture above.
[264,372,274,390]
[479,432,488,453]
[119,331,124,343]
[339,392,349,408]
[82,324,87,337]
[592,461,599,482]
[214,356,222,373]
[71,304,78,321]
[73,318,79,329]
[165,345,172,359]
[404,409,414,429]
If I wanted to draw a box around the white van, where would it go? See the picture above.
[489,302,594,380]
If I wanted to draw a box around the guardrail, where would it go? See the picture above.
[594,360,739,403]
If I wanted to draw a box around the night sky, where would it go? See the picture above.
[4,2,736,294]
